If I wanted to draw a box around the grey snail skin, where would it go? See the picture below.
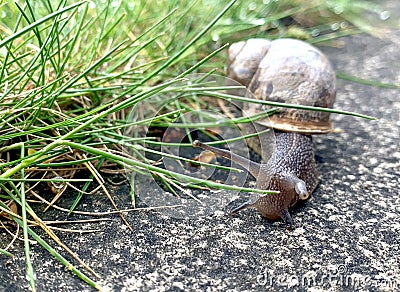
[193,38,336,229]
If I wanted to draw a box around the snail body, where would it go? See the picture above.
[193,132,315,228]
[194,38,336,228]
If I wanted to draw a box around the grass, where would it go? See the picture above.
[0,0,394,290]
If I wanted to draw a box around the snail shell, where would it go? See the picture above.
[228,38,336,134]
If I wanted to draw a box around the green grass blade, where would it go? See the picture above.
[0,1,86,48]
[0,248,13,257]
[62,141,279,195]
[199,89,377,120]
[337,72,400,88]
[143,0,237,82]
[11,217,101,290]
[19,144,36,291]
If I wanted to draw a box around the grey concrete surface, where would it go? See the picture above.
[1,28,400,292]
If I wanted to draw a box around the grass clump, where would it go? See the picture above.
[0,0,392,290]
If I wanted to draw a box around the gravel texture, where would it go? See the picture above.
[1,28,399,292]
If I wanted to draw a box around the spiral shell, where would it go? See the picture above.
[228,38,336,134]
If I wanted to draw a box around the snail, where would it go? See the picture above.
[193,38,336,229]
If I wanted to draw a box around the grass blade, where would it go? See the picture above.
[0,1,86,48]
